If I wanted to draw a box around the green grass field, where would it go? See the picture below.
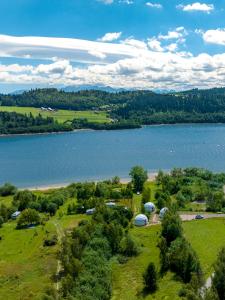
[0,194,89,300]
[0,106,110,124]
[1,186,225,300]
[112,218,225,300]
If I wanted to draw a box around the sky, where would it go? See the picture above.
[1,0,225,93]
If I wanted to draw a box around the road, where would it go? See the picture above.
[179,213,225,221]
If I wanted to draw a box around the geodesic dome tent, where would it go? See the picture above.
[134,214,148,226]
[159,207,168,219]
[106,202,116,208]
[86,208,96,215]
[144,202,155,213]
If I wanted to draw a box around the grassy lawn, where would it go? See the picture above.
[183,218,225,276]
[112,218,225,300]
[0,220,57,300]
[0,106,110,124]
[0,194,88,300]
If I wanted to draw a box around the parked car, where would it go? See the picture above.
[195,214,204,220]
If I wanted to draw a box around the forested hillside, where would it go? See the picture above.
[2,87,225,131]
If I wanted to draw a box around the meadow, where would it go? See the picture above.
[0,194,89,300]
[111,218,225,300]
[0,106,110,124]
[1,182,225,300]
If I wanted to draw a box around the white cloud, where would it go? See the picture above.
[177,2,214,13]
[98,0,114,4]
[202,29,225,45]
[98,32,122,42]
[121,38,148,49]
[147,39,163,51]
[1,33,225,91]
[146,2,162,9]
[119,0,134,4]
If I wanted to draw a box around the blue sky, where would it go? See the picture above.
[1,0,225,92]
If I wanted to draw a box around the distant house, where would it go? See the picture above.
[11,211,21,219]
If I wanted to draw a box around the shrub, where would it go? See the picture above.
[43,235,58,246]
[0,183,17,196]
[143,262,158,292]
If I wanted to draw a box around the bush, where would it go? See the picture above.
[0,216,4,227]
[43,235,58,246]
[17,208,40,228]
[0,183,17,196]
[143,262,158,292]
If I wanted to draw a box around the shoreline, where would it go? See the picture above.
[23,172,159,191]
[1,122,225,138]
[0,128,92,138]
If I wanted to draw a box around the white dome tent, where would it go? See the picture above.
[159,207,168,219]
[106,202,116,208]
[134,214,148,226]
[144,202,155,213]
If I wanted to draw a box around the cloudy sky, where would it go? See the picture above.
[1,0,225,93]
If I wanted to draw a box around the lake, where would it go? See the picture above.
[1,124,225,188]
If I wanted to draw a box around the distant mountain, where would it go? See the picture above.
[62,85,127,93]
[9,89,27,95]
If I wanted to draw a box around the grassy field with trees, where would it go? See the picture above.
[0,106,110,124]
[1,167,225,299]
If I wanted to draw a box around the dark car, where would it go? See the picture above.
[195,214,204,220]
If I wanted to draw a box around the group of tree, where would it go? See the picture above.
[0,111,72,134]
[60,204,137,300]
[155,168,225,212]
[158,209,203,297]
[68,178,134,214]
[3,87,225,132]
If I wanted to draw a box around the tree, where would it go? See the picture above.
[142,185,151,204]
[143,262,158,292]
[13,190,36,211]
[112,176,120,185]
[0,216,4,227]
[119,234,138,257]
[212,246,225,300]
[17,208,40,228]
[161,210,183,246]
[0,183,17,196]
[168,237,202,283]
[129,166,148,193]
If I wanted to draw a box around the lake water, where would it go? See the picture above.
[1,124,225,188]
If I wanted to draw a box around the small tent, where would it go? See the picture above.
[134,214,148,226]
[144,202,155,213]
[86,208,95,215]
[106,202,116,208]
[159,207,168,219]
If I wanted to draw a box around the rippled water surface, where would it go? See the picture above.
[1,124,225,187]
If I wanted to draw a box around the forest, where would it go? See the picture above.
[0,111,72,134]
[2,87,225,132]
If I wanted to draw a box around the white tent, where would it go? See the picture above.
[159,207,168,219]
[106,202,116,208]
[144,202,155,213]
[86,208,95,215]
[134,214,148,226]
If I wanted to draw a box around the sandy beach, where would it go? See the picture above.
[24,172,159,191]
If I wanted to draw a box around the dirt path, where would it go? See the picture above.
[52,220,65,297]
